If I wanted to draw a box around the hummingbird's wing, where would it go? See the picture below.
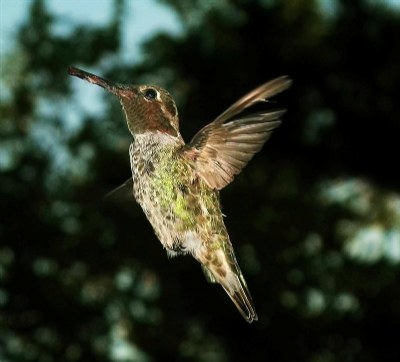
[182,76,291,190]
[104,178,135,202]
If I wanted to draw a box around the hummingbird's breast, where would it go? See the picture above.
[129,132,229,256]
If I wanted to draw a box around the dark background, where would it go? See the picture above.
[1,0,400,361]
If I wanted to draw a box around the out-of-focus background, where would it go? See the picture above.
[1,0,400,361]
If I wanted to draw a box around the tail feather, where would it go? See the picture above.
[221,273,258,323]
[201,259,258,323]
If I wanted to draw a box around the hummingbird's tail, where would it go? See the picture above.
[222,270,258,323]
[199,250,258,323]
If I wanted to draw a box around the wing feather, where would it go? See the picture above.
[182,77,291,190]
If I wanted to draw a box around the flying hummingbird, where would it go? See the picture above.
[68,66,291,322]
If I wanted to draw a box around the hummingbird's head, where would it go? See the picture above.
[68,67,179,137]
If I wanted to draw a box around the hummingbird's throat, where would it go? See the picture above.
[120,97,178,137]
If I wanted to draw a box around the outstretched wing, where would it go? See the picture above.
[182,76,292,190]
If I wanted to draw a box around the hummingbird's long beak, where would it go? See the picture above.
[68,66,127,97]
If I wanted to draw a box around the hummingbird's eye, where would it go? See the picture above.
[144,88,157,100]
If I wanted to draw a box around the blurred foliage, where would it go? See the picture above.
[1,0,400,361]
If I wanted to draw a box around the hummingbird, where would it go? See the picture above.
[68,66,291,322]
